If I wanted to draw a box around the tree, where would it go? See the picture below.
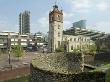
[72,44,97,55]
[89,44,97,55]
[12,45,23,60]
[73,48,81,53]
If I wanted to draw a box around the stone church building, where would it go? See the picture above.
[48,5,94,52]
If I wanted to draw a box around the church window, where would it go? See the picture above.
[58,25,60,29]
[58,41,60,47]
[71,45,73,50]
[77,45,79,49]
[81,38,83,42]
[85,38,86,42]
[74,38,76,42]
[78,38,79,42]
[70,38,72,41]
[58,32,60,37]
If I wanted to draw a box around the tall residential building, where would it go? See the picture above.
[73,20,86,29]
[19,11,30,34]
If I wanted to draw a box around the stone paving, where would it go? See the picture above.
[0,52,39,70]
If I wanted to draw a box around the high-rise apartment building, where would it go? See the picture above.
[19,11,30,34]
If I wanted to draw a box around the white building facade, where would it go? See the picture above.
[0,32,33,49]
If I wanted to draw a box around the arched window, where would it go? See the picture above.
[58,25,60,29]
[70,38,72,41]
[71,45,73,50]
[58,32,60,37]
[74,38,76,42]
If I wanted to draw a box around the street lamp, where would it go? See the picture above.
[79,36,82,52]
[7,33,11,65]
[51,39,52,52]
[68,40,69,52]
[18,33,21,45]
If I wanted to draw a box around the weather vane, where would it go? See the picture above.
[55,0,58,5]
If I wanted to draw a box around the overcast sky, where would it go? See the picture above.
[0,0,110,33]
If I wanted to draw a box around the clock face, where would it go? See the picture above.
[57,15,60,20]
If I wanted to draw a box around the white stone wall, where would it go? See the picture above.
[63,35,94,52]
[48,21,63,52]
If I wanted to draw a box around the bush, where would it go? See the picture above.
[55,47,64,52]
[12,45,23,60]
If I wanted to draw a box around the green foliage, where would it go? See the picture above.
[106,74,110,82]
[89,44,97,54]
[55,47,64,52]
[12,45,23,58]
[72,44,97,55]
[5,76,29,82]
[73,48,81,53]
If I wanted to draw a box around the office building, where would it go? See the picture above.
[73,20,86,29]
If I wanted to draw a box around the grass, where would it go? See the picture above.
[106,74,110,82]
[91,63,110,82]
[93,63,110,71]
[5,76,29,82]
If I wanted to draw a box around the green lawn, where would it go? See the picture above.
[92,63,110,82]
[106,74,110,82]
[5,76,29,82]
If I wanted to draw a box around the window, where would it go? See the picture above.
[81,38,83,41]
[85,38,86,41]
[71,45,73,50]
[77,45,79,49]
[74,38,76,42]
[58,32,60,37]
[58,41,60,47]
[58,25,60,29]
[70,38,72,41]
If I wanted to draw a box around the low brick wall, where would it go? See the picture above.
[30,64,105,82]
[0,65,30,81]
[84,55,95,64]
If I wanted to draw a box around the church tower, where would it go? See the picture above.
[48,5,63,52]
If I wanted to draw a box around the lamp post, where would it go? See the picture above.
[79,36,82,52]
[67,40,69,52]
[7,33,11,65]
[51,39,52,53]
[18,34,21,45]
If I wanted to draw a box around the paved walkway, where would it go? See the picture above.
[0,52,39,70]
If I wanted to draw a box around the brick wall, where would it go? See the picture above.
[0,65,30,81]
[84,55,95,64]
